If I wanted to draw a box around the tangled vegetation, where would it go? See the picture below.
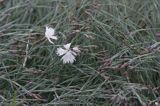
[0,0,160,105]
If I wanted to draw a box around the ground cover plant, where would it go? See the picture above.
[0,0,160,105]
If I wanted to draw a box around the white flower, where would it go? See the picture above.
[56,43,80,64]
[61,51,76,64]
[45,26,57,44]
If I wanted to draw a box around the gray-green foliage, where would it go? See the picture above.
[0,0,160,105]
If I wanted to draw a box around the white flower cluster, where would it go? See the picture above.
[45,26,80,64]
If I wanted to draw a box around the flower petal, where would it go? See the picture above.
[61,51,75,64]
[71,51,77,56]
[64,43,71,50]
[56,48,68,56]
[50,35,57,40]
[73,47,80,53]
[45,26,55,37]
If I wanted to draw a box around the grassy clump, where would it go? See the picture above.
[0,0,160,105]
